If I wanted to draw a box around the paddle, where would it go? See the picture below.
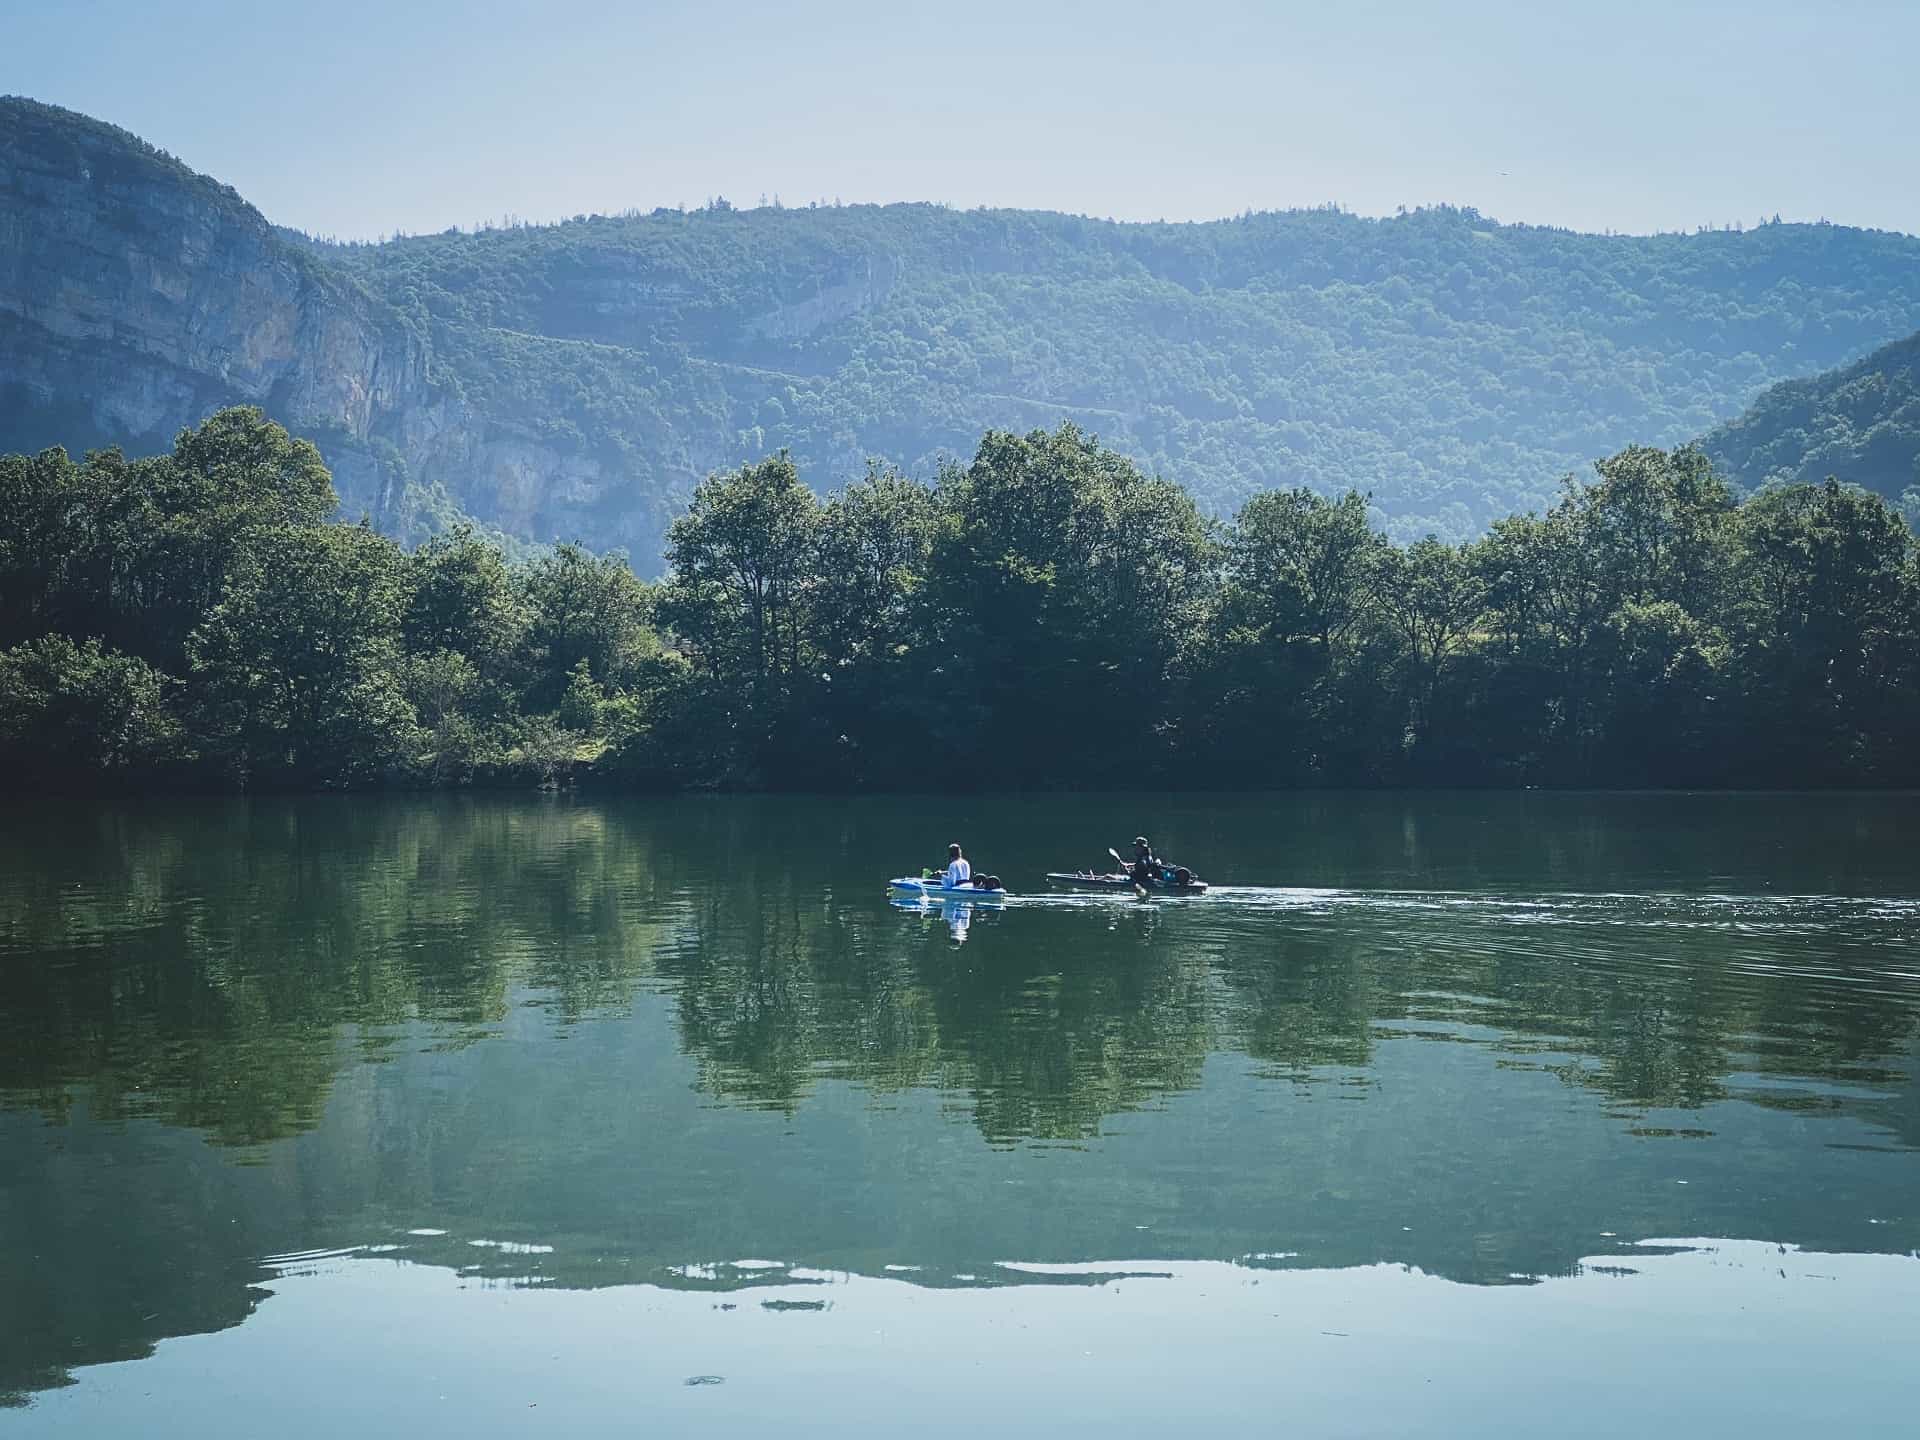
[1110,847,1148,899]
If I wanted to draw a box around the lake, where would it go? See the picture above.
[2,792,1917,1436]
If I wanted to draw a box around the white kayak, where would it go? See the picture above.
[888,877,1008,901]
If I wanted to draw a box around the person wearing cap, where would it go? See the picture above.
[942,842,972,889]
[1128,836,1160,887]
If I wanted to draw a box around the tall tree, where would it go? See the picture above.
[0,635,183,782]
[186,523,415,785]
[1730,479,1914,777]
[404,523,530,680]
[1200,489,1387,782]
[658,454,819,692]
[1224,489,1384,653]
[804,464,939,778]
[924,425,1213,782]
[1375,537,1486,753]
[1580,445,1735,617]
[133,410,337,667]
[518,544,661,711]
[0,447,87,646]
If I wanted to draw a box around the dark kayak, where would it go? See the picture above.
[1044,870,1209,895]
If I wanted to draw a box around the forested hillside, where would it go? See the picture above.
[1704,328,1920,522]
[316,201,1920,544]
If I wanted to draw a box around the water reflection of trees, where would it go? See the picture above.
[4,799,1918,1152]
[5,797,1920,1409]
[657,889,1214,1144]
[632,857,1920,1154]
[0,798,673,1146]
[1211,916,1920,1133]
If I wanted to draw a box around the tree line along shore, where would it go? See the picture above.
[3,408,1916,793]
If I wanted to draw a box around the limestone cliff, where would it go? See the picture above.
[0,98,703,563]
[0,103,420,491]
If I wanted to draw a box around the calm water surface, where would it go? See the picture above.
[2,793,1917,1435]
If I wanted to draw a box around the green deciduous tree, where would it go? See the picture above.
[658,453,819,691]
[0,635,183,781]
[404,523,530,680]
[0,447,88,645]
[519,543,662,710]
[1730,479,1915,778]
[1375,536,1487,756]
[187,523,416,785]
[129,410,337,667]
[924,425,1214,783]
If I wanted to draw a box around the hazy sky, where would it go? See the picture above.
[5,0,1916,240]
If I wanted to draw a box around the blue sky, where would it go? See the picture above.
[5,0,1916,239]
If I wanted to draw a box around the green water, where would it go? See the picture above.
[3,793,1917,1435]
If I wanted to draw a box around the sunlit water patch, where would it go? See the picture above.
[11,1243,1918,1438]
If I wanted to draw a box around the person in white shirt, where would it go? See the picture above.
[942,843,972,889]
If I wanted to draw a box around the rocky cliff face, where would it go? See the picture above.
[742,252,897,343]
[0,99,686,561]
[0,102,421,459]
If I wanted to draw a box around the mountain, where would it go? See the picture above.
[315,201,1920,550]
[10,95,1920,567]
[0,100,429,522]
[1702,328,1920,507]
[0,97,705,554]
